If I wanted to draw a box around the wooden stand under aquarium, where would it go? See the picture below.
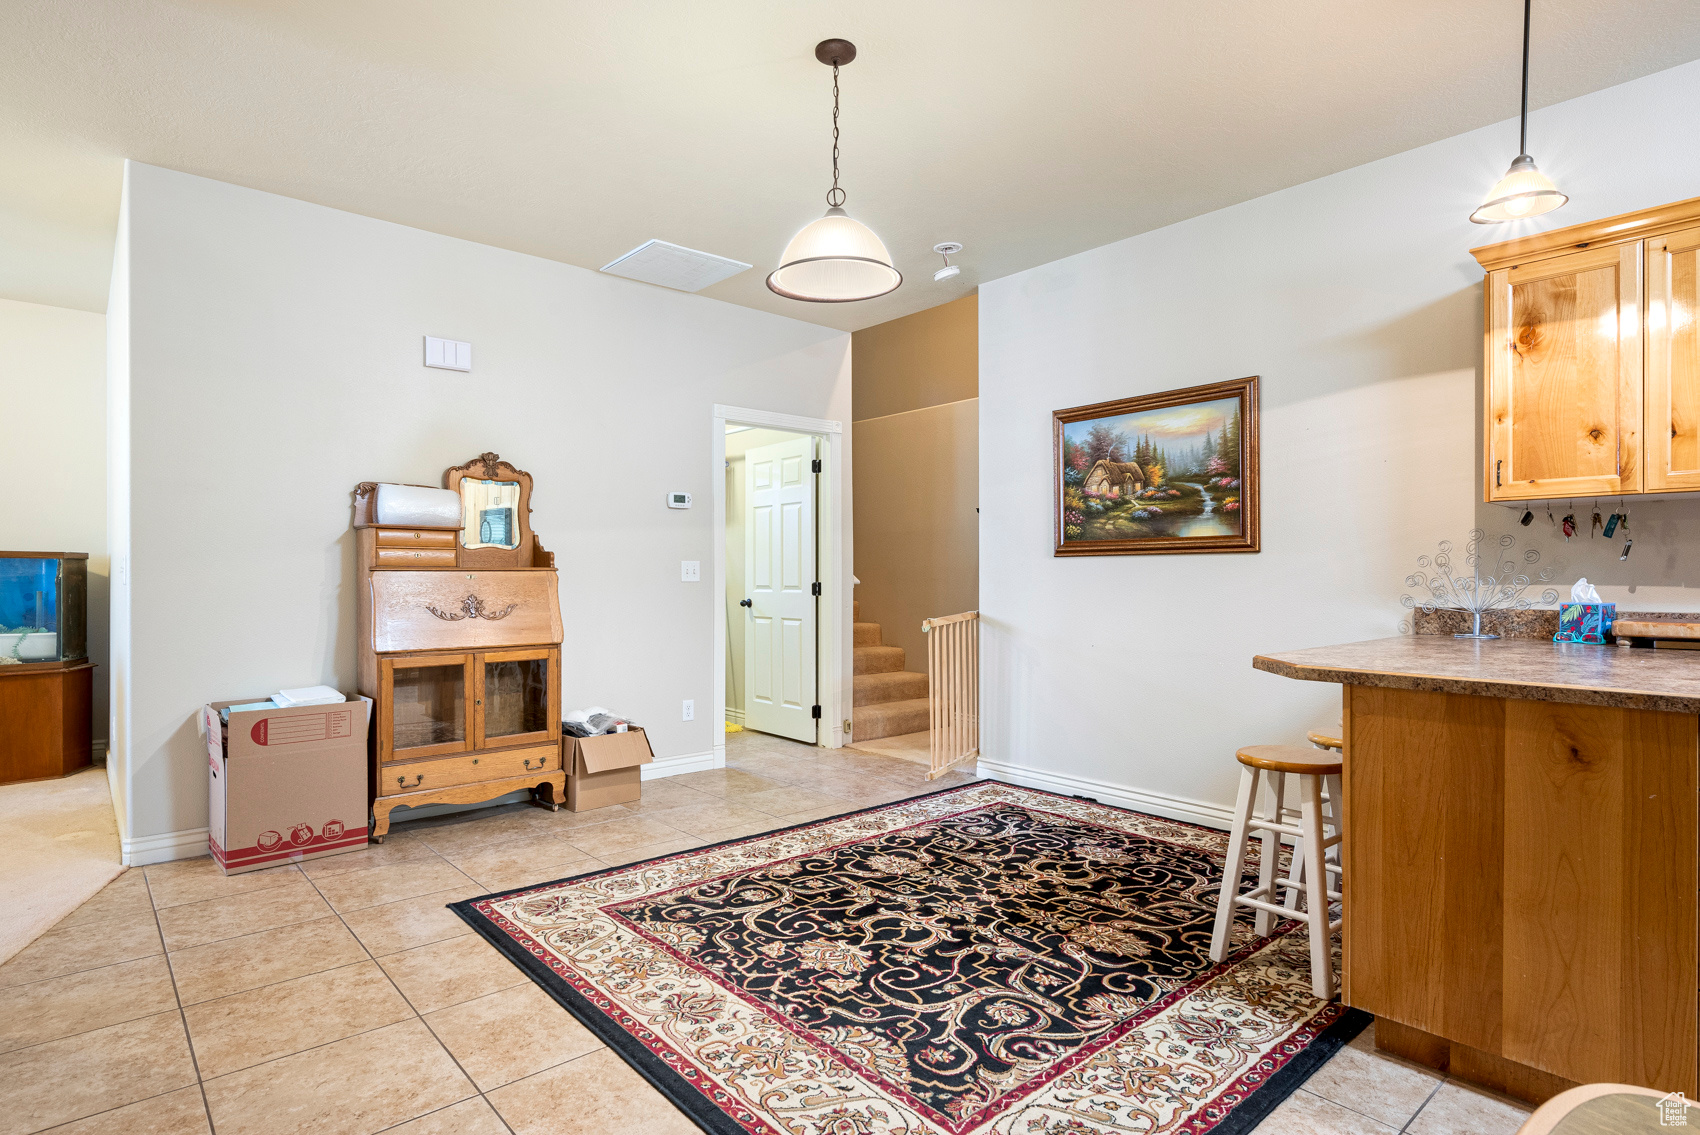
[0,551,93,785]
[355,454,565,842]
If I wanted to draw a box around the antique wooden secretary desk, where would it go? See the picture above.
[355,453,564,841]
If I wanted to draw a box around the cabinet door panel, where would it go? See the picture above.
[1647,226,1700,491]
[380,655,475,761]
[473,647,558,750]
[1486,244,1643,500]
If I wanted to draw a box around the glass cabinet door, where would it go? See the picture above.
[387,655,474,759]
[476,648,556,748]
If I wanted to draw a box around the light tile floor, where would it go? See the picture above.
[0,731,1532,1135]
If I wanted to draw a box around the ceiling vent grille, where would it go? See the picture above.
[599,240,751,292]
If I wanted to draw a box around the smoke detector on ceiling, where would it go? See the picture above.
[600,240,751,292]
[933,242,963,282]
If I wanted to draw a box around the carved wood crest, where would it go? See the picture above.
[425,594,520,622]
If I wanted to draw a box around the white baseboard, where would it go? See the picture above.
[975,758,1235,831]
[122,827,210,867]
[106,760,126,844]
[724,707,746,725]
[642,750,722,780]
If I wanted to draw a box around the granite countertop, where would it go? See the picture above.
[1253,636,1700,713]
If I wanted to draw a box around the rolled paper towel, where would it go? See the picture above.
[374,484,462,528]
[1570,578,1603,604]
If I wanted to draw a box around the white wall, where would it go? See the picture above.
[0,297,108,755]
[111,162,850,859]
[979,60,1700,827]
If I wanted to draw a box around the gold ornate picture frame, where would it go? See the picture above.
[1054,377,1260,557]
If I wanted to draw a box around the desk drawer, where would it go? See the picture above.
[376,529,458,549]
[374,547,457,568]
[382,744,559,794]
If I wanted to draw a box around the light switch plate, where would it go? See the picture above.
[681,560,701,582]
[424,336,472,371]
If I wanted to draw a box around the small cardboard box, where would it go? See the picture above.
[1554,602,1617,644]
[204,694,373,874]
[565,727,654,811]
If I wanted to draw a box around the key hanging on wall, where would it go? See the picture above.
[1547,504,1556,527]
[1520,508,1534,527]
[1590,503,1602,538]
[1604,509,1621,538]
[1561,502,1576,540]
[1620,509,1633,561]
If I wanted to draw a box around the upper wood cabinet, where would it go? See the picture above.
[1647,225,1700,492]
[1475,196,1700,502]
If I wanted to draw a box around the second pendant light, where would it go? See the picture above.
[1471,0,1566,224]
[767,40,901,303]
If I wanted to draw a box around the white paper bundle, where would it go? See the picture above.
[274,685,347,707]
[374,484,462,528]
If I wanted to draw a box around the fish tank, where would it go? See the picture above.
[0,553,87,665]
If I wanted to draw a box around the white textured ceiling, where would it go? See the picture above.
[3,1,1699,330]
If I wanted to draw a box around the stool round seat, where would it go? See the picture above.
[1307,730,1344,752]
[1235,744,1343,776]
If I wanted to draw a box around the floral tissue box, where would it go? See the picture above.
[1554,602,1616,644]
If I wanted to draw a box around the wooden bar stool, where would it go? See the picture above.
[1209,744,1343,999]
[1280,727,1344,904]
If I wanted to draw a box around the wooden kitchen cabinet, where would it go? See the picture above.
[1475,195,1700,503]
[1647,225,1700,492]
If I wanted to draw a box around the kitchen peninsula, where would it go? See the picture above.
[1255,635,1700,1104]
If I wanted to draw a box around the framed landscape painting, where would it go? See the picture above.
[1054,376,1260,556]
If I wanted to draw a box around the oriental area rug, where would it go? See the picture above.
[452,782,1366,1135]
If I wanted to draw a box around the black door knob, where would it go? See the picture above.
[739,599,753,608]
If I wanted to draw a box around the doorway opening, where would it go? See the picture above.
[724,424,818,743]
[711,404,848,766]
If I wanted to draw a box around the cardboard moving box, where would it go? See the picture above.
[204,694,373,874]
[566,727,653,811]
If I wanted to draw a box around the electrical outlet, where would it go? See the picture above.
[681,560,701,581]
[682,699,695,721]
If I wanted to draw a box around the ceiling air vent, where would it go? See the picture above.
[599,240,751,293]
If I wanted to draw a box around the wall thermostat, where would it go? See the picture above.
[667,491,693,509]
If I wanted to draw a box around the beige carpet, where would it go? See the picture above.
[847,729,931,765]
[0,766,124,965]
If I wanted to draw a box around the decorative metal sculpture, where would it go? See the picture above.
[1399,529,1558,639]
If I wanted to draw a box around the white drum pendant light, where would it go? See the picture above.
[1471,0,1566,224]
[767,40,901,303]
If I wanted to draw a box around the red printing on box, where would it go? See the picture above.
[211,826,370,868]
[249,709,354,747]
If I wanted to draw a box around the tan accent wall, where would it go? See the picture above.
[851,296,979,673]
[852,398,979,671]
[851,294,978,422]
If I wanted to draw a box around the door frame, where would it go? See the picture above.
[712,404,850,764]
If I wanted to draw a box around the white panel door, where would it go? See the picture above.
[742,435,817,742]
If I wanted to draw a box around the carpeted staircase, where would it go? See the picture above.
[853,600,930,742]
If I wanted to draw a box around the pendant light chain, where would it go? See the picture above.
[1519,0,1531,156]
[827,62,845,208]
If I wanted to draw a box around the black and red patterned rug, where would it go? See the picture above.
[452,781,1366,1135]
